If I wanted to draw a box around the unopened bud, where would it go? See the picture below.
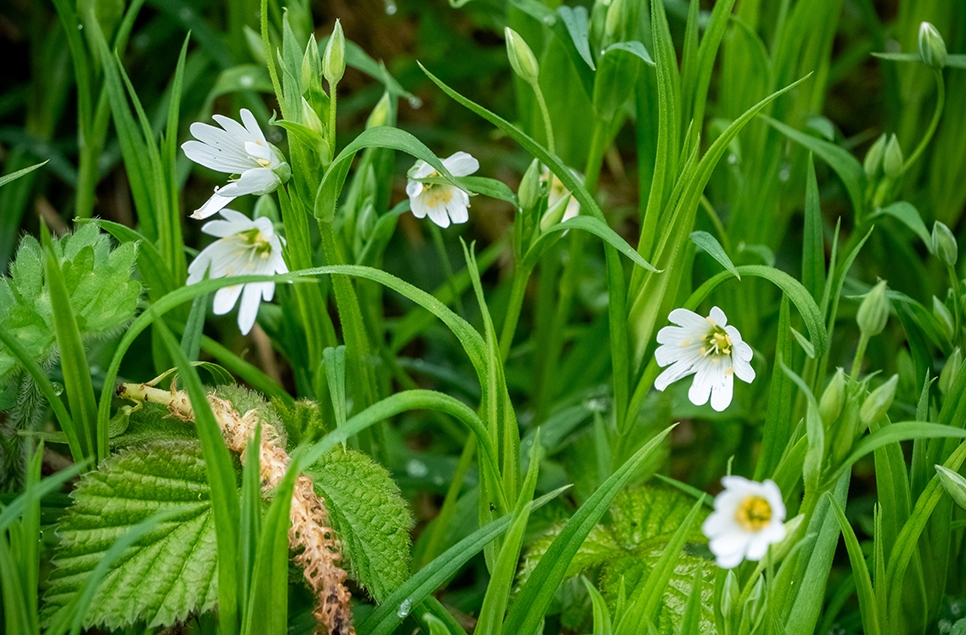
[518,159,542,210]
[323,20,346,86]
[605,0,624,38]
[244,26,266,66]
[936,465,966,510]
[883,134,904,179]
[857,280,891,337]
[366,92,392,129]
[863,134,887,178]
[918,22,947,70]
[505,27,540,85]
[932,221,958,267]
[819,368,846,426]
[301,98,324,136]
[860,374,898,425]
[940,348,962,395]
[301,38,322,93]
[933,296,955,340]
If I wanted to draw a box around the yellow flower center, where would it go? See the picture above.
[256,158,272,167]
[238,228,273,257]
[421,170,453,206]
[735,495,772,530]
[700,325,733,357]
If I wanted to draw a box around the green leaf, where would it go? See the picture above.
[43,441,228,629]
[761,115,866,218]
[871,201,931,247]
[530,216,659,272]
[0,161,48,189]
[306,448,413,602]
[690,230,739,279]
[827,494,881,635]
[802,153,825,302]
[603,41,654,66]
[558,6,595,70]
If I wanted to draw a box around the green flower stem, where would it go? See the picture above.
[901,69,944,175]
[850,332,870,379]
[498,263,532,361]
[531,80,555,156]
[429,223,465,317]
[328,81,338,164]
[948,264,962,340]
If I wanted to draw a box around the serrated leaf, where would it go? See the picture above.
[43,441,230,629]
[307,448,413,602]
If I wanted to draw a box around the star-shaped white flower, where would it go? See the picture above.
[187,209,288,335]
[406,152,479,228]
[182,109,291,219]
[654,306,755,412]
[702,476,786,569]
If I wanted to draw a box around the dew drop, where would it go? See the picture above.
[727,154,738,165]
[396,599,412,618]
[77,23,84,29]
[384,0,398,15]
[542,15,556,25]
[179,7,192,20]
[779,165,791,182]
[240,75,254,88]
[406,459,428,478]
[408,96,423,109]
[52,382,64,397]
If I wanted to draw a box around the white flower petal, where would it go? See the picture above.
[708,306,728,327]
[714,546,748,570]
[406,179,423,198]
[733,354,756,384]
[688,361,718,406]
[213,284,243,315]
[425,200,452,228]
[445,195,469,224]
[710,372,735,411]
[443,151,479,177]
[654,359,696,391]
[236,283,262,335]
[239,108,268,144]
[222,167,281,196]
[192,192,236,219]
[410,196,430,219]
[744,535,771,561]
[409,160,435,180]
[668,308,710,331]
[213,113,256,143]
[182,140,254,173]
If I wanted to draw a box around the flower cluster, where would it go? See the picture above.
[183,110,288,335]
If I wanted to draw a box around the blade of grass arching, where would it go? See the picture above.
[502,426,676,635]
[242,446,294,635]
[238,425,262,615]
[0,160,47,189]
[802,154,826,302]
[583,577,613,635]
[0,326,81,462]
[474,435,543,635]
[43,229,97,461]
[155,323,240,635]
[827,495,881,635]
[615,495,706,634]
[755,295,795,480]
[357,487,567,635]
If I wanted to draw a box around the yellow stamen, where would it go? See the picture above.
[735,495,772,530]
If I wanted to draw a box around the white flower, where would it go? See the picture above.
[182,109,291,220]
[187,209,288,335]
[702,476,786,569]
[406,152,479,228]
[654,306,755,412]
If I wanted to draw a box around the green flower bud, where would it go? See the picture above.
[936,465,966,511]
[518,159,542,211]
[366,92,393,129]
[933,296,955,340]
[301,38,322,94]
[882,134,904,180]
[918,22,947,70]
[244,26,266,66]
[931,221,958,267]
[860,374,898,425]
[505,27,540,85]
[863,134,887,178]
[857,280,891,337]
[605,0,624,38]
[940,348,962,395]
[323,20,346,86]
[301,97,324,136]
[540,192,571,232]
[819,368,846,426]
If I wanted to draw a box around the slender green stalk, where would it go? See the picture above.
[498,264,531,361]
[901,70,944,175]
[532,82,555,155]
[850,333,870,379]
[429,223,465,317]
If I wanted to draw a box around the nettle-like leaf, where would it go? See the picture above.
[517,483,716,634]
[43,440,228,629]
[0,223,140,379]
[307,448,413,602]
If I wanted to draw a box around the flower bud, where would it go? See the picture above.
[918,22,948,70]
[518,159,542,211]
[505,27,540,85]
[863,134,887,178]
[940,348,962,395]
[301,97,324,136]
[366,92,392,129]
[936,465,966,511]
[931,221,958,267]
[882,134,904,180]
[301,38,322,94]
[323,20,346,86]
[860,374,898,425]
[934,296,955,340]
[857,280,891,337]
[244,26,266,66]
[819,368,846,426]
[540,192,571,231]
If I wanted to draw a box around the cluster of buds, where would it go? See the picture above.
[820,368,899,467]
